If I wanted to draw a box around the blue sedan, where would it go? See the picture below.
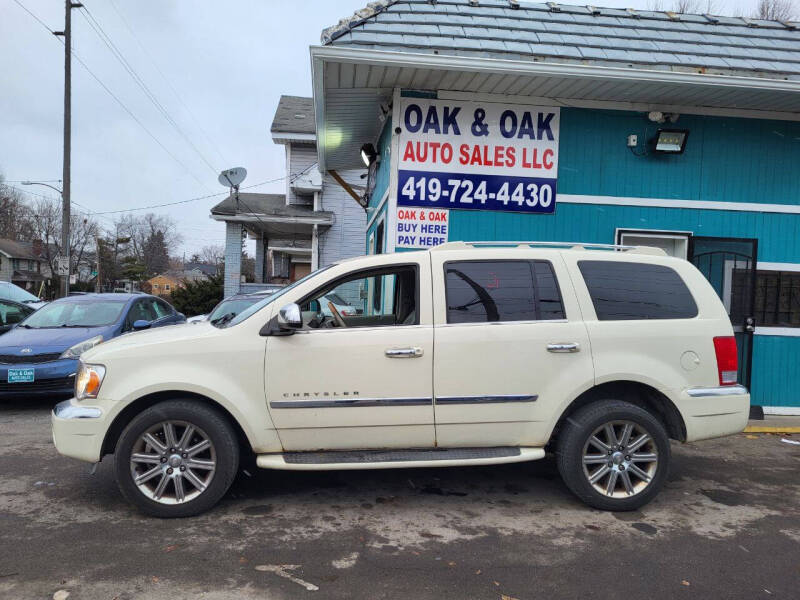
[0,293,185,400]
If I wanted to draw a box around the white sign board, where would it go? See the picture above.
[55,256,69,276]
[397,98,559,215]
[395,207,449,249]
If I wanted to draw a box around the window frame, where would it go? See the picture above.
[442,259,566,325]
[297,263,421,329]
[578,259,699,321]
[753,269,800,328]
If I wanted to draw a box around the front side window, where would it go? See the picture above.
[445,260,565,324]
[300,266,418,329]
[578,260,698,320]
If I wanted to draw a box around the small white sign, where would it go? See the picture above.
[395,207,449,249]
[55,256,69,276]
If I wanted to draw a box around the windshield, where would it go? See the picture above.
[21,299,126,328]
[2,282,40,304]
[207,297,262,322]
[220,265,333,328]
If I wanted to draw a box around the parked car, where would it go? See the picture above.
[188,291,279,325]
[0,298,36,335]
[1,293,185,399]
[0,281,47,309]
[52,242,749,517]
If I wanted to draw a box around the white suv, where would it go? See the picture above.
[52,241,749,517]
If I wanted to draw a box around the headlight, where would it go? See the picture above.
[60,335,104,359]
[75,362,106,400]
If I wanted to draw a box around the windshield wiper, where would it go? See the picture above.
[210,312,236,326]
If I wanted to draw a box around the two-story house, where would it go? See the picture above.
[0,238,47,293]
[211,96,367,297]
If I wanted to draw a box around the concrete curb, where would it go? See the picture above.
[744,426,800,434]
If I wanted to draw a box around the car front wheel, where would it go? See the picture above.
[114,400,239,517]
[556,400,670,511]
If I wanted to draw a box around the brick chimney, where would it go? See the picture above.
[32,239,43,258]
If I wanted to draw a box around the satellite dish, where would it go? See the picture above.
[218,167,247,188]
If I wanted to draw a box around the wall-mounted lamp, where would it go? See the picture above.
[360,143,378,167]
[652,129,689,154]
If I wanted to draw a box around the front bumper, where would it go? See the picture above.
[51,398,106,463]
[680,385,750,442]
[0,359,77,399]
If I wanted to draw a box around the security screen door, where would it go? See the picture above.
[688,237,757,389]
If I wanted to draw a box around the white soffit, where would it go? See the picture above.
[312,46,800,170]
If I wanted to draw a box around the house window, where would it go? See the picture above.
[164,284,170,292]
[153,283,159,290]
[754,271,800,327]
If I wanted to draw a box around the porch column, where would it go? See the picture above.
[223,221,242,298]
[254,232,265,284]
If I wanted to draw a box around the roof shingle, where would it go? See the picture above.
[321,0,800,80]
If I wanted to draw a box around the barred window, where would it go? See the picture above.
[754,271,800,328]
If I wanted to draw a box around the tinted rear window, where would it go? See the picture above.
[578,260,697,320]
[445,260,565,324]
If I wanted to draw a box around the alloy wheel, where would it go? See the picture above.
[129,420,217,505]
[581,420,659,498]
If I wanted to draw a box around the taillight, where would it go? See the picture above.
[713,336,738,386]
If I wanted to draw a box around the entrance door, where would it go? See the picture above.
[688,237,757,388]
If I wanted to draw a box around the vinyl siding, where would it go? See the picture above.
[286,144,318,206]
[319,169,367,266]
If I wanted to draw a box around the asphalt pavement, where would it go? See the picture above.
[1,398,799,600]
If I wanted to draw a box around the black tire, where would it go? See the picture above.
[114,400,239,518]
[556,400,670,511]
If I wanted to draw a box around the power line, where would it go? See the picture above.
[10,0,53,33]
[106,0,230,168]
[11,0,212,192]
[78,3,219,177]
[85,162,318,216]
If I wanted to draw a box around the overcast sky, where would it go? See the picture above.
[1,0,764,257]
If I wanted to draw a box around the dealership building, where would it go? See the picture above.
[309,0,800,414]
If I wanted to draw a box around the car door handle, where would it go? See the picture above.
[385,347,424,358]
[547,343,580,353]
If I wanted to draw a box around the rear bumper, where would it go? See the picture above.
[680,385,750,442]
[51,398,106,463]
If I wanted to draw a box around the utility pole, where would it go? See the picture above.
[53,0,82,298]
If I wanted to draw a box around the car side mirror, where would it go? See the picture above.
[132,319,151,331]
[277,303,302,330]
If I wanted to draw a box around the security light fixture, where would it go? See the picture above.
[653,129,689,154]
[360,143,378,167]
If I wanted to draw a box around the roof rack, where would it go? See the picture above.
[431,241,667,255]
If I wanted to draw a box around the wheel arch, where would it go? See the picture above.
[550,380,687,446]
[100,391,253,457]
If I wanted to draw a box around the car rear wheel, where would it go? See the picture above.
[556,400,670,511]
[114,400,239,517]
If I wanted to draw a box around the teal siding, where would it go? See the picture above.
[559,108,800,206]
[750,336,800,408]
[369,117,393,210]
[449,203,800,263]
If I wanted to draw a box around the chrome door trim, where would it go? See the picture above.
[436,319,568,328]
[686,385,748,397]
[270,397,432,409]
[435,394,538,405]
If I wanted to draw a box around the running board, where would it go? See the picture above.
[256,447,545,471]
